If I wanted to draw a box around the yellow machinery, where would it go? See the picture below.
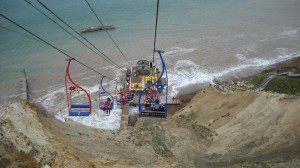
[130,60,160,92]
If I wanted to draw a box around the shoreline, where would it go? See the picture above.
[266,54,300,68]
[176,55,300,105]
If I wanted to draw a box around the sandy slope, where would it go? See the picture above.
[172,87,300,167]
[1,88,300,167]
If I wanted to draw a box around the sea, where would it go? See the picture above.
[1,0,300,128]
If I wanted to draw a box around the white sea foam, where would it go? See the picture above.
[168,52,300,95]
[34,84,121,129]
[280,28,299,36]
[85,85,100,94]
[129,106,139,116]
[168,60,214,95]
[164,47,196,57]
[56,107,122,130]
[35,87,66,110]
[236,54,247,61]
[3,94,19,99]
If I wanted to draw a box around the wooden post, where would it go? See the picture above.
[19,69,29,100]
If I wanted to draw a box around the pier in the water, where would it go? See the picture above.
[19,69,28,101]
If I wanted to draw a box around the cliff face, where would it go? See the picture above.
[0,102,56,168]
[1,88,300,167]
[171,87,300,167]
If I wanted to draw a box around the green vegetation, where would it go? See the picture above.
[261,68,275,74]
[279,65,300,74]
[264,76,300,95]
[249,74,268,88]
[248,65,300,95]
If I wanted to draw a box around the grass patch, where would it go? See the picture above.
[280,65,300,74]
[247,65,300,94]
[261,68,275,74]
[264,76,300,95]
[249,74,268,88]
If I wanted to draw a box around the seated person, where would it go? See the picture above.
[145,98,151,108]
[151,99,165,111]
[128,92,134,101]
[152,104,165,111]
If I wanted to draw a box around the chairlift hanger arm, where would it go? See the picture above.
[99,76,114,109]
[138,50,167,113]
[152,0,160,62]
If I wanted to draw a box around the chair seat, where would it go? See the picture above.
[69,111,90,116]
[70,104,90,108]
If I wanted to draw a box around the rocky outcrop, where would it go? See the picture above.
[0,101,56,167]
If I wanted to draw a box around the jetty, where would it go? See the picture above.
[80,25,115,33]
[19,69,29,100]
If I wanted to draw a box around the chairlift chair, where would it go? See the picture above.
[65,58,92,116]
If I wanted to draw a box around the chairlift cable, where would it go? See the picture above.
[0,13,117,81]
[152,0,160,63]
[0,25,105,66]
[84,0,130,65]
[0,24,38,41]
[24,0,117,68]
[35,0,121,68]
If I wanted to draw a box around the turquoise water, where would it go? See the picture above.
[1,0,300,106]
